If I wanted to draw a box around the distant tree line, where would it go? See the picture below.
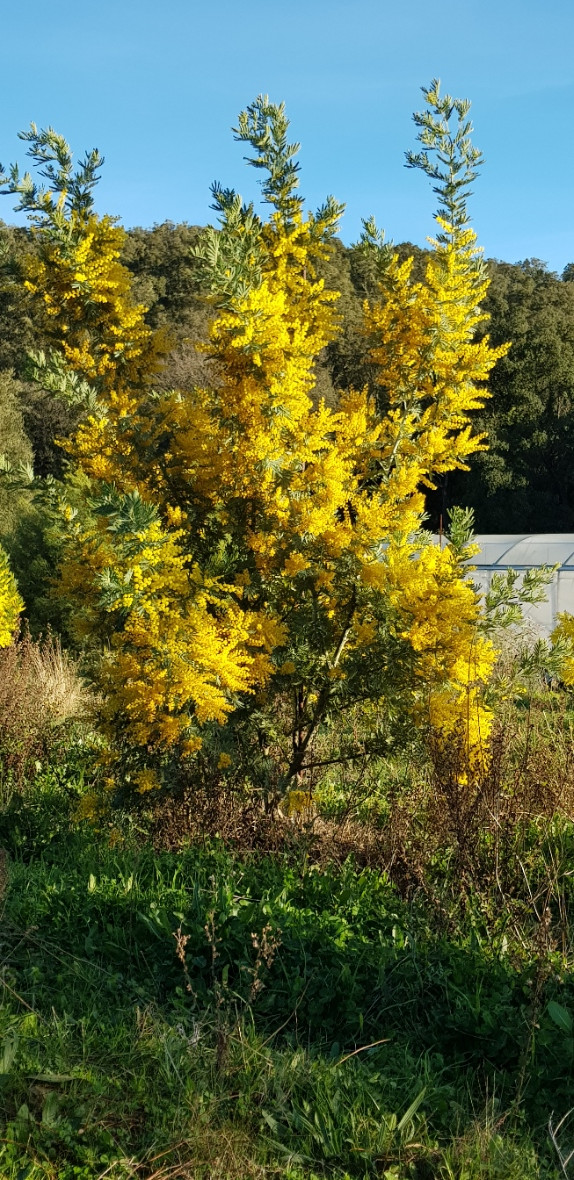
[2,218,574,534]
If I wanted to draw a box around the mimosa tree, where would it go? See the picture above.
[1,83,507,801]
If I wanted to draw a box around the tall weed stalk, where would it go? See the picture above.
[0,631,90,793]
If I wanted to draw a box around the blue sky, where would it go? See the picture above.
[1,0,573,271]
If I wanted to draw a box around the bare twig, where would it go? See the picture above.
[336,1037,391,1066]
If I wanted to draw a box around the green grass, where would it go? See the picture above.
[0,761,571,1177]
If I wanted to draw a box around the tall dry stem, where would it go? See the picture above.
[0,631,90,785]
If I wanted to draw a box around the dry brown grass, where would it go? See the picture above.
[94,1127,278,1179]
[0,630,91,786]
[25,633,88,724]
[375,692,574,899]
[150,782,392,871]
[149,692,574,908]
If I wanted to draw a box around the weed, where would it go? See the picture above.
[0,631,91,790]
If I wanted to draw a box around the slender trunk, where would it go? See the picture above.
[281,586,357,792]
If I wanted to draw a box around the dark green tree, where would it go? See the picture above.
[446,259,574,531]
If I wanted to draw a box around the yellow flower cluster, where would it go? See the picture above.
[74,791,100,822]
[552,613,574,684]
[376,539,495,765]
[365,221,509,488]
[63,512,286,762]
[24,214,168,391]
[352,220,509,759]
[0,546,22,647]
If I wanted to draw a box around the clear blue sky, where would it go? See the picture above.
[1,0,573,271]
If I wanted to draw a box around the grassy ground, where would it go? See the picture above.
[0,747,573,1178]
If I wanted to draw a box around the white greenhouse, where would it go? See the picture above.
[467,535,574,636]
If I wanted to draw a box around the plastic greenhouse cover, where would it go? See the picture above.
[472,535,574,569]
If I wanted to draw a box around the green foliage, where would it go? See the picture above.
[482,565,556,632]
[23,350,98,411]
[1,123,103,233]
[120,222,215,392]
[120,221,202,316]
[0,767,570,1176]
[0,230,83,479]
[3,501,72,638]
[445,505,476,556]
[0,752,88,851]
[234,94,305,221]
[0,369,33,536]
[448,259,574,531]
[405,78,484,237]
[0,222,43,373]
[0,445,88,640]
[193,186,265,304]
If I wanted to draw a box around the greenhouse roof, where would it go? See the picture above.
[472,535,574,569]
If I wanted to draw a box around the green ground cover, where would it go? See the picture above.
[0,754,573,1178]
